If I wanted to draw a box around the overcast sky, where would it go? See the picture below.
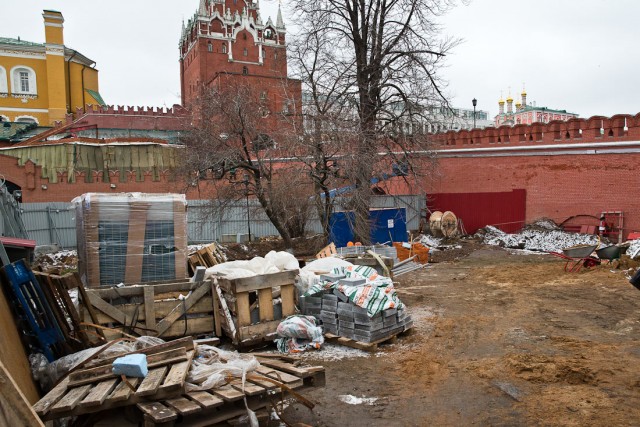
[2,0,639,118]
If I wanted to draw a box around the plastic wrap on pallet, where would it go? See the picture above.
[73,193,188,288]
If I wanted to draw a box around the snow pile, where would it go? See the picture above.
[34,249,78,272]
[338,395,379,405]
[479,225,600,253]
[627,240,640,259]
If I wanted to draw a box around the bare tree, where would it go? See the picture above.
[290,0,459,243]
[181,80,312,248]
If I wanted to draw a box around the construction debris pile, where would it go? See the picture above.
[477,220,602,252]
[31,336,325,426]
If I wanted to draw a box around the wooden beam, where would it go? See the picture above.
[0,361,45,427]
[155,282,211,337]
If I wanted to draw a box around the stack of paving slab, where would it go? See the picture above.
[300,274,413,343]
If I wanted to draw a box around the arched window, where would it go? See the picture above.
[15,116,38,125]
[207,42,213,52]
[242,66,248,75]
[222,44,227,54]
[0,66,7,94]
[10,66,37,95]
[243,48,248,57]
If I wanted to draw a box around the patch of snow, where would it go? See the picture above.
[338,394,379,405]
[297,343,370,361]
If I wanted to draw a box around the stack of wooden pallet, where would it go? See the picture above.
[32,337,326,426]
[187,242,227,274]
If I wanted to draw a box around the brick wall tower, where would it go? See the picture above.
[179,0,300,121]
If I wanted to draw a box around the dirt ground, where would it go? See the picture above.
[282,245,640,426]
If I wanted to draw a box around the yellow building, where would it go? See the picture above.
[0,10,104,126]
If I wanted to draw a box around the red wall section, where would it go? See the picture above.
[428,190,526,234]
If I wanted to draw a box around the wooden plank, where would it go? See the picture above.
[66,273,106,341]
[144,286,157,332]
[211,385,245,402]
[0,361,45,427]
[165,397,202,416]
[78,378,118,407]
[33,377,70,416]
[50,384,92,414]
[158,350,194,392]
[84,337,194,369]
[229,380,266,396]
[211,281,222,337]
[281,284,296,317]
[0,280,41,404]
[237,320,281,345]
[218,270,298,293]
[106,377,140,403]
[156,281,211,337]
[135,366,169,397]
[236,292,251,327]
[88,297,214,324]
[257,358,322,378]
[186,391,224,409]
[95,317,214,341]
[125,202,150,284]
[70,348,185,387]
[88,293,130,325]
[87,280,198,299]
[137,401,178,424]
[257,288,274,322]
[255,366,303,387]
[247,375,278,391]
[214,280,237,342]
[173,200,188,280]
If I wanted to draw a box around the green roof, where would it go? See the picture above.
[518,105,577,116]
[85,89,106,106]
[0,122,38,142]
[0,37,43,48]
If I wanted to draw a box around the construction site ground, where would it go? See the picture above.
[283,244,640,426]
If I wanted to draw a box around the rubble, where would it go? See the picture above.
[477,221,601,253]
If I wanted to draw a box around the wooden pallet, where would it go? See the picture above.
[188,243,226,275]
[80,279,221,340]
[138,356,325,427]
[216,270,298,347]
[324,329,411,352]
[33,338,196,421]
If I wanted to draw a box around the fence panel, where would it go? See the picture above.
[17,195,424,248]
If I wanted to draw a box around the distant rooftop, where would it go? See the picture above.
[0,37,43,48]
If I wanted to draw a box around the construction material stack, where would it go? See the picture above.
[74,193,188,287]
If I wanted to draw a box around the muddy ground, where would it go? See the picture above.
[283,245,640,426]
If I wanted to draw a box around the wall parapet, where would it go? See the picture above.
[432,113,640,148]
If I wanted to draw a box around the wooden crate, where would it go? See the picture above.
[81,279,221,340]
[216,270,298,347]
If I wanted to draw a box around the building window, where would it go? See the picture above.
[260,91,267,100]
[10,66,37,95]
[222,44,227,54]
[274,51,278,60]
[242,66,248,75]
[208,42,212,52]
[0,66,7,94]
[243,48,248,57]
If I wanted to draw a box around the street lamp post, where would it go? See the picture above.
[472,98,477,129]
[243,174,252,242]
